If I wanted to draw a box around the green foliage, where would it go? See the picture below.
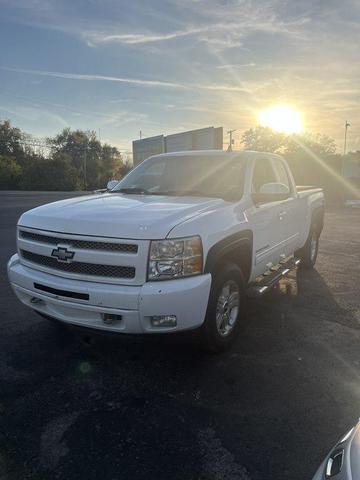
[241,127,287,153]
[0,120,131,191]
[49,128,126,190]
[0,156,22,189]
[20,155,82,191]
[0,120,24,159]
[241,126,336,156]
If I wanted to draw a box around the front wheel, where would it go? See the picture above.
[200,263,246,353]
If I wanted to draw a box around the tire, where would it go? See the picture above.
[200,262,246,353]
[296,224,320,269]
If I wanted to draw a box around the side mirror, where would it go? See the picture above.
[253,182,290,204]
[107,180,119,191]
[259,182,290,195]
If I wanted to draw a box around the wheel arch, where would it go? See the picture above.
[204,230,253,284]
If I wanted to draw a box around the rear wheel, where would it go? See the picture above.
[200,263,246,353]
[297,225,320,269]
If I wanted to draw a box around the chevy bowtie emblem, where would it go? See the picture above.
[51,246,75,263]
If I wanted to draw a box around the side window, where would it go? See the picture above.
[272,158,291,191]
[252,158,277,193]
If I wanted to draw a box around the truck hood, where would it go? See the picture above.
[18,193,226,239]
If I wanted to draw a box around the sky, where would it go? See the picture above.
[0,0,359,154]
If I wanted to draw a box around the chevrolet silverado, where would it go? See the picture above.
[7,150,325,351]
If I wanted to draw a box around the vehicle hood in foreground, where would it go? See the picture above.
[18,193,226,239]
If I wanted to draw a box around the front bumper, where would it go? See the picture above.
[7,254,212,334]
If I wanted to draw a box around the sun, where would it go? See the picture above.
[258,104,303,134]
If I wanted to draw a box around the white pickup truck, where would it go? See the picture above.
[8,150,324,351]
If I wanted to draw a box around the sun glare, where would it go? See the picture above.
[259,104,303,134]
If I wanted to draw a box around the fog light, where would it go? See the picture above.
[151,315,177,327]
[102,313,122,325]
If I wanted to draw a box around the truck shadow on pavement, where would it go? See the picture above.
[2,268,359,480]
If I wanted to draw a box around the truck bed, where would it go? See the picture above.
[296,185,323,193]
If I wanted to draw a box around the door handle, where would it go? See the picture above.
[278,211,287,219]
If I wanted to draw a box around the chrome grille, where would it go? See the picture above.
[21,250,136,279]
[19,230,138,253]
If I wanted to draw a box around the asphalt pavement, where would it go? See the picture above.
[1,191,359,480]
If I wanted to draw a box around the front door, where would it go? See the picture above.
[248,157,288,277]
[270,157,302,256]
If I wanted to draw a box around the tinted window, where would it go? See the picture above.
[252,158,277,193]
[272,158,290,190]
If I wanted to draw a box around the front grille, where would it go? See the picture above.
[21,250,136,279]
[20,230,138,253]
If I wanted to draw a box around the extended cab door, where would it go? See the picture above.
[248,157,288,277]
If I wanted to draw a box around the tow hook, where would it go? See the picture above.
[30,297,43,305]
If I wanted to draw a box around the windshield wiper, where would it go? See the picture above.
[149,190,206,197]
[113,188,224,198]
[115,187,151,195]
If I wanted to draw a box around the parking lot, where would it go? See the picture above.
[1,191,359,480]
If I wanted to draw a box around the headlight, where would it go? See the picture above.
[148,236,203,280]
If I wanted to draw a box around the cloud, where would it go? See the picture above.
[217,63,257,69]
[83,15,309,49]
[0,103,69,128]
[0,66,185,89]
[0,65,252,94]
[85,26,208,45]
[0,0,313,56]
[201,83,251,93]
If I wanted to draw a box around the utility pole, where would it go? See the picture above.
[227,129,238,151]
[83,142,87,191]
[343,121,350,155]
[342,121,350,178]
[140,130,142,140]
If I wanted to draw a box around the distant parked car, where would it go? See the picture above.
[312,421,360,479]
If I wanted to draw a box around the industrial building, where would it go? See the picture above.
[132,126,223,166]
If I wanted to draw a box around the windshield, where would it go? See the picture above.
[111,154,246,200]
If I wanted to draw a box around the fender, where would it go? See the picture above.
[204,230,253,282]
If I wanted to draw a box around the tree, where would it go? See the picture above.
[20,154,82,191]
[49,128,126,189]
[0,156,22,189]
[285,132,336,156]
[241,126,336,156]
[0,121,131,191]
[0,120,27,165]
[241,127,287,153]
